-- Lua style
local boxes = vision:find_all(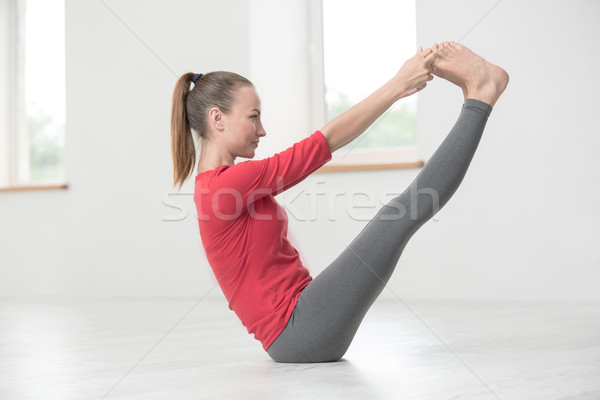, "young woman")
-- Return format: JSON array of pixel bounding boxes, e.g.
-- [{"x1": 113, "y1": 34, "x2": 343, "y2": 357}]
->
[{"x1": 170, "y1": 42, "x2": 509, "y2": 363}]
